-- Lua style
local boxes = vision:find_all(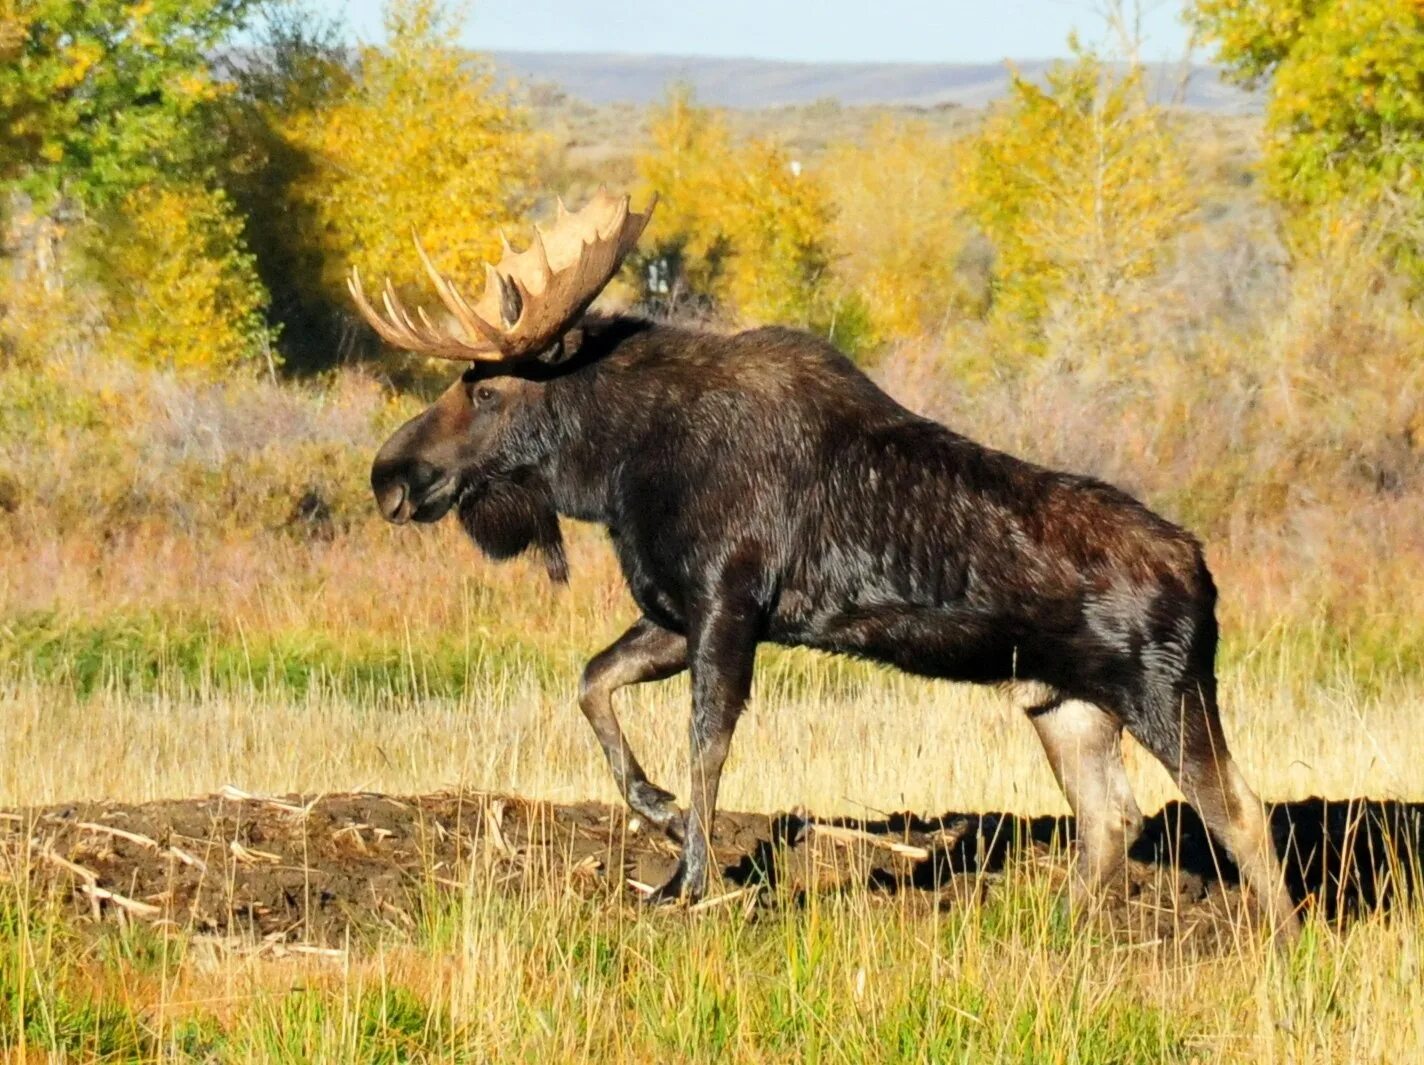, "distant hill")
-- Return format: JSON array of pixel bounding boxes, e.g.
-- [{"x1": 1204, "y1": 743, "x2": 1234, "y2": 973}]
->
[{"x1": 487, "y1": 51, "x2": 1260, "y2": 113}]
